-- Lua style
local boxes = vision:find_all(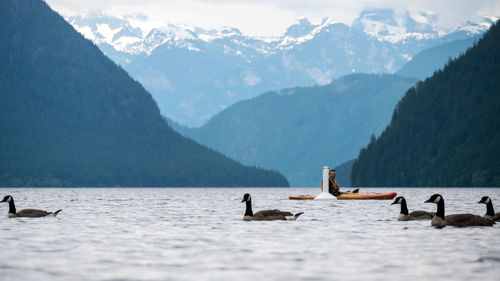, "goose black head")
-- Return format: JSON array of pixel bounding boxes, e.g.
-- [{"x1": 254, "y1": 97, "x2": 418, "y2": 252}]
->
[
  {"x1": 391, "y1": 196, "x2": 405, "y2": 205},
  {"x1": 478, "y1": 196, "x2": 491, "y2": 204},
  {"x1": 1, "y1": 195, "x2": 12, "y2": 203},
  {"x1": 425, "y1": 194, "x2": 442, "y2": 204},
  {"x1": 241, "y1": 193, "x2": 251, "y2": 203}
]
